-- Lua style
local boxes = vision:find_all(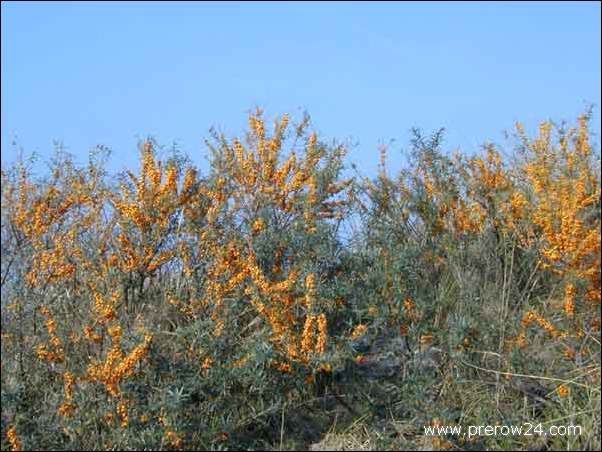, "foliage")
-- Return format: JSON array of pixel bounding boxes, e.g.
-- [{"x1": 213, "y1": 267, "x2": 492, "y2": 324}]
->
[{"x1": 1, "y1": 111, "x2": 600, "y2": 451}]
